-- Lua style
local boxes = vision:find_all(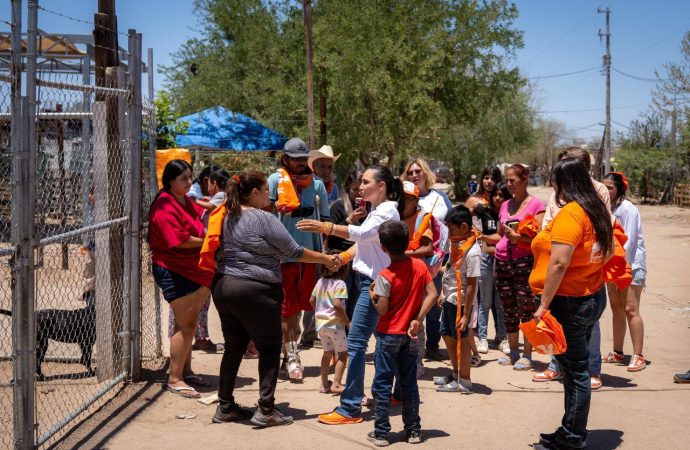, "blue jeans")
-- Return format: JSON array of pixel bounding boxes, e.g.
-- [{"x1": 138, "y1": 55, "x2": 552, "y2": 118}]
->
[
  {"x1": 477, "y1": 253, "x2": 506, "y2": 341},
  {"x1": 371, "y1": 333, "x2": 421, "y2": 437},
  {"x1": 344, "y1": 266, "x2": 362, "y2": 321},
  {"x1": 548, "y1": 287, "x2": 606, "y2": 376},
  {"x1": 424, "y1": 273, "x2": 443, "y2": 351},
  {"x1": 335, "y1": 276, "x2": 379, "y2": 418},
  {"x1": 550, "y1": 293, "x2": 600, "y2": 448}
]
